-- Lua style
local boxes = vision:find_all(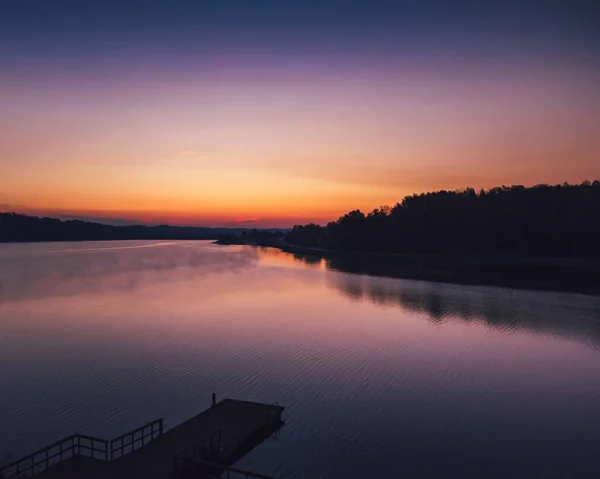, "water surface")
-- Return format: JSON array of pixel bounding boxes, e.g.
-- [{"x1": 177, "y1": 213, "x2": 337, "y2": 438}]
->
[{"x1": 1, "y1": 241, "x2": 600, "y2": 478}]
